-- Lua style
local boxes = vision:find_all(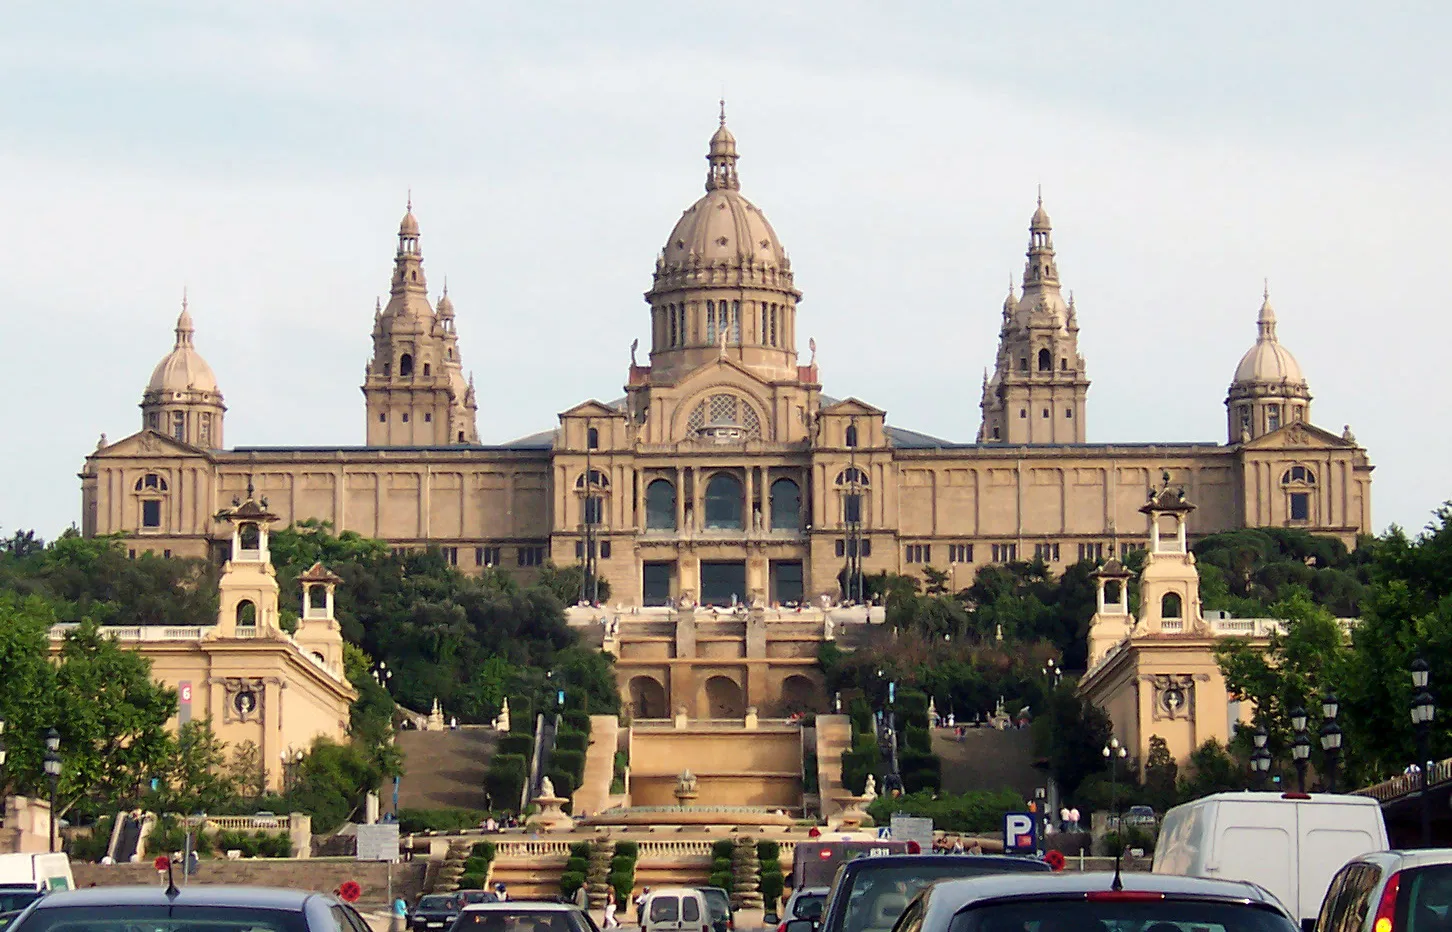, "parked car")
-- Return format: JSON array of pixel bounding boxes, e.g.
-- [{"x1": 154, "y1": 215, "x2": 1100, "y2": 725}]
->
[
  {"x1": 1313, "y1": 850, "x2": 1452, "y2": 932},
  {"x1": 456, "y1": 891, "x2": 501, "y2": 907},
  {"x1": 1124, "y1": 805, "x2": 1158, "y2": 826},
  {"x1": 879, "y1": 871, "x2": 1298, "y2": 932},
  {"x1": 451, "y1": 901, "x2": 598, "y2": 932},
  {"x1": 778, "y1": 887, "x2": 829, "y2": 932},
  {"x1": 809, "y1": 853, "x2": 1050, "y2": 932},
  {"x1": 641, "y1": 888, "x2": 712, "y2": 932},
  {"x1": 5, "y1": 885, "x2": 375, "y2": 932},
  {"x1": 413, "y1": 894, "x2": 463, "y2": 931},
  {"x1": 0, "y1": 854, "x2": 73, "y2": 897},
  {"x1": 1154, "y1": 791, "x2": 1388, "y2": 929},
  {"x1": 695, "y1": 886, "x2": 733, "y2": 932}
]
